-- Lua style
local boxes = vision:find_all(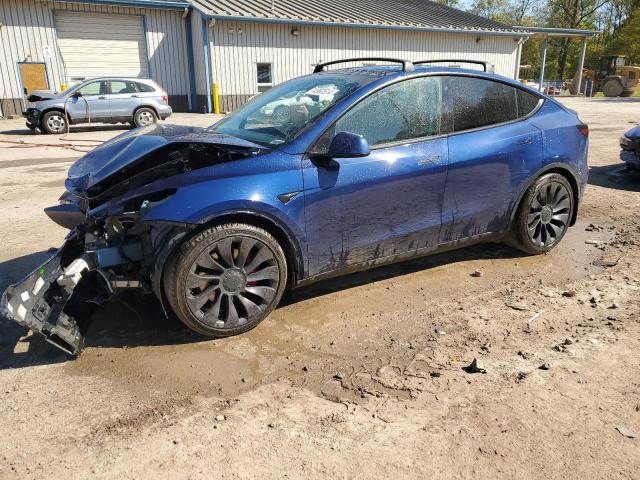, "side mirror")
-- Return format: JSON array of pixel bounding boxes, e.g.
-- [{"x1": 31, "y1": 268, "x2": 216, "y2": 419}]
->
[
  {"x1": 327, "y1": 131, "x2": 370, "y2": 158},
  {"x1": 71, "y1": 91, "x2": 82, "y2": 98}
]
